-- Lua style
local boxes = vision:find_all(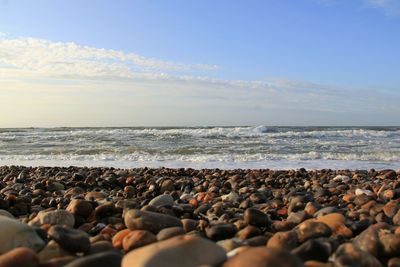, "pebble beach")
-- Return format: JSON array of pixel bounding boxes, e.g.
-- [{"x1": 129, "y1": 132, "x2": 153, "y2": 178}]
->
[{"x1": 1, "y1": 166, "x2": 400, "y2": 267}]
